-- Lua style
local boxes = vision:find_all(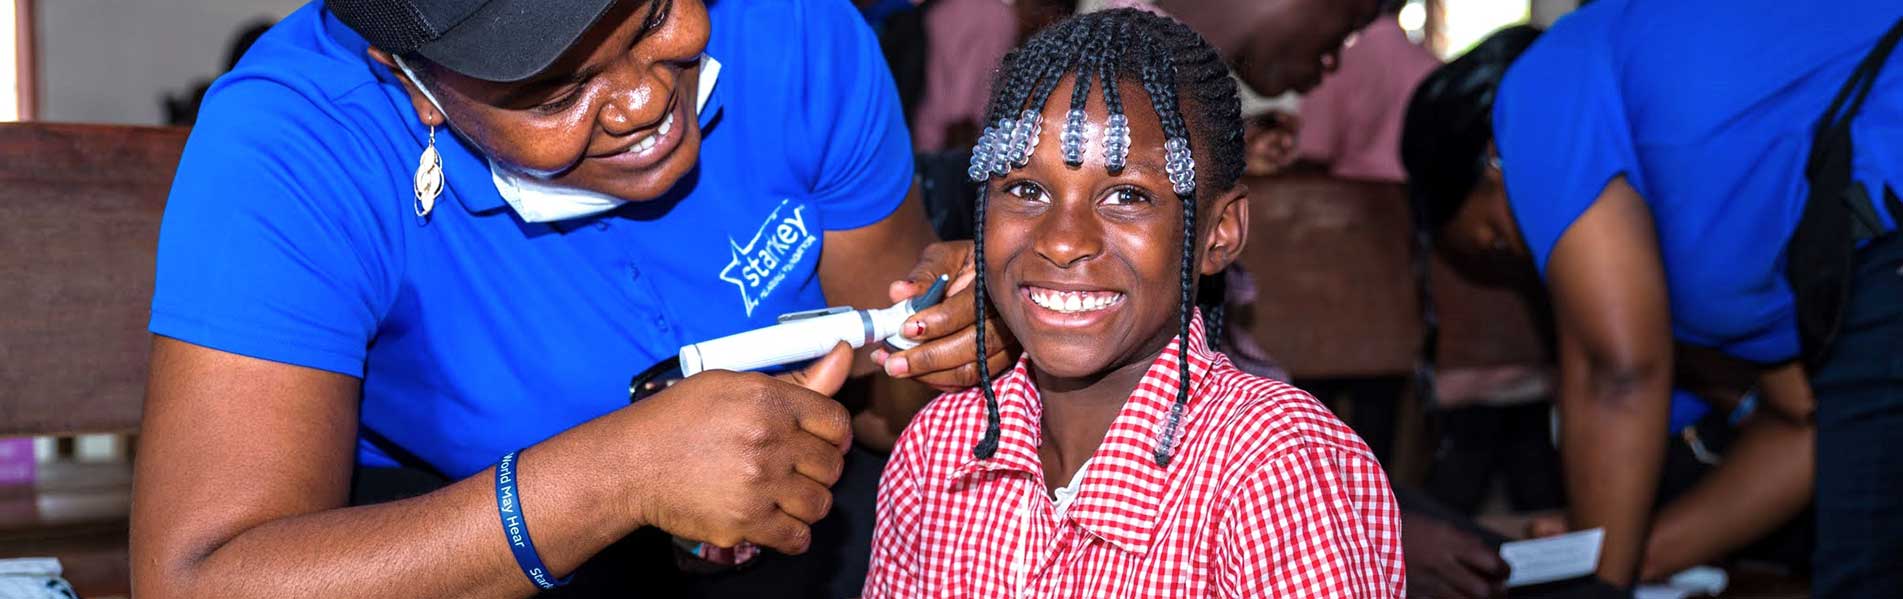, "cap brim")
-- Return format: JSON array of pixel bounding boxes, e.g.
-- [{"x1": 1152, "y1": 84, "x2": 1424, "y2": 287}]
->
[{"x1": 418, "y1": 0, "x2": 619, "y2": 83}]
